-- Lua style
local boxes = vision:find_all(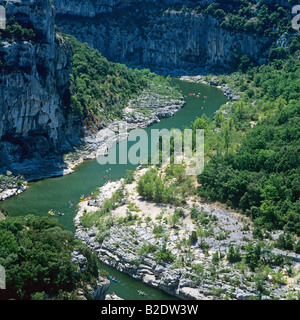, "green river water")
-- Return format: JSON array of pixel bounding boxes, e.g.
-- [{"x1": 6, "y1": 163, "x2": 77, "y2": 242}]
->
[{"x1": 0, "y1": 79, "x2": 228, "y2": 300}]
